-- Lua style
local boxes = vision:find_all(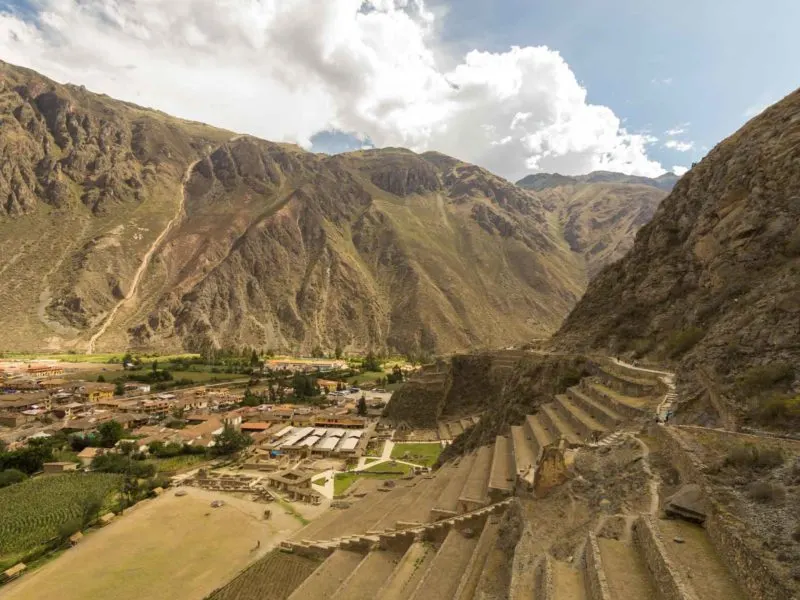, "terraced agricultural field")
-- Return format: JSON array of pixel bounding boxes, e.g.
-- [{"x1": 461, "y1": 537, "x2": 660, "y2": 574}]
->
[
  {"x1": 0, "y1": 473, "x2": 121, "y2": 569},
  {"x1": 207, "y1": 550, "x2": 320, "y2": 600}
]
